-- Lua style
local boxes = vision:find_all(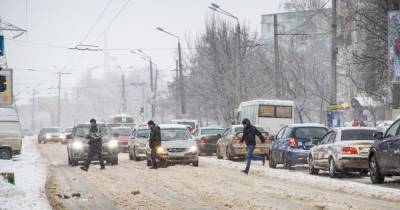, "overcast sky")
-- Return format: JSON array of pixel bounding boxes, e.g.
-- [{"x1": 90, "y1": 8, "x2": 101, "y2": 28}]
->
[{"x1": 0, "y1": 0, "x2": 285, "y2": 102}]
